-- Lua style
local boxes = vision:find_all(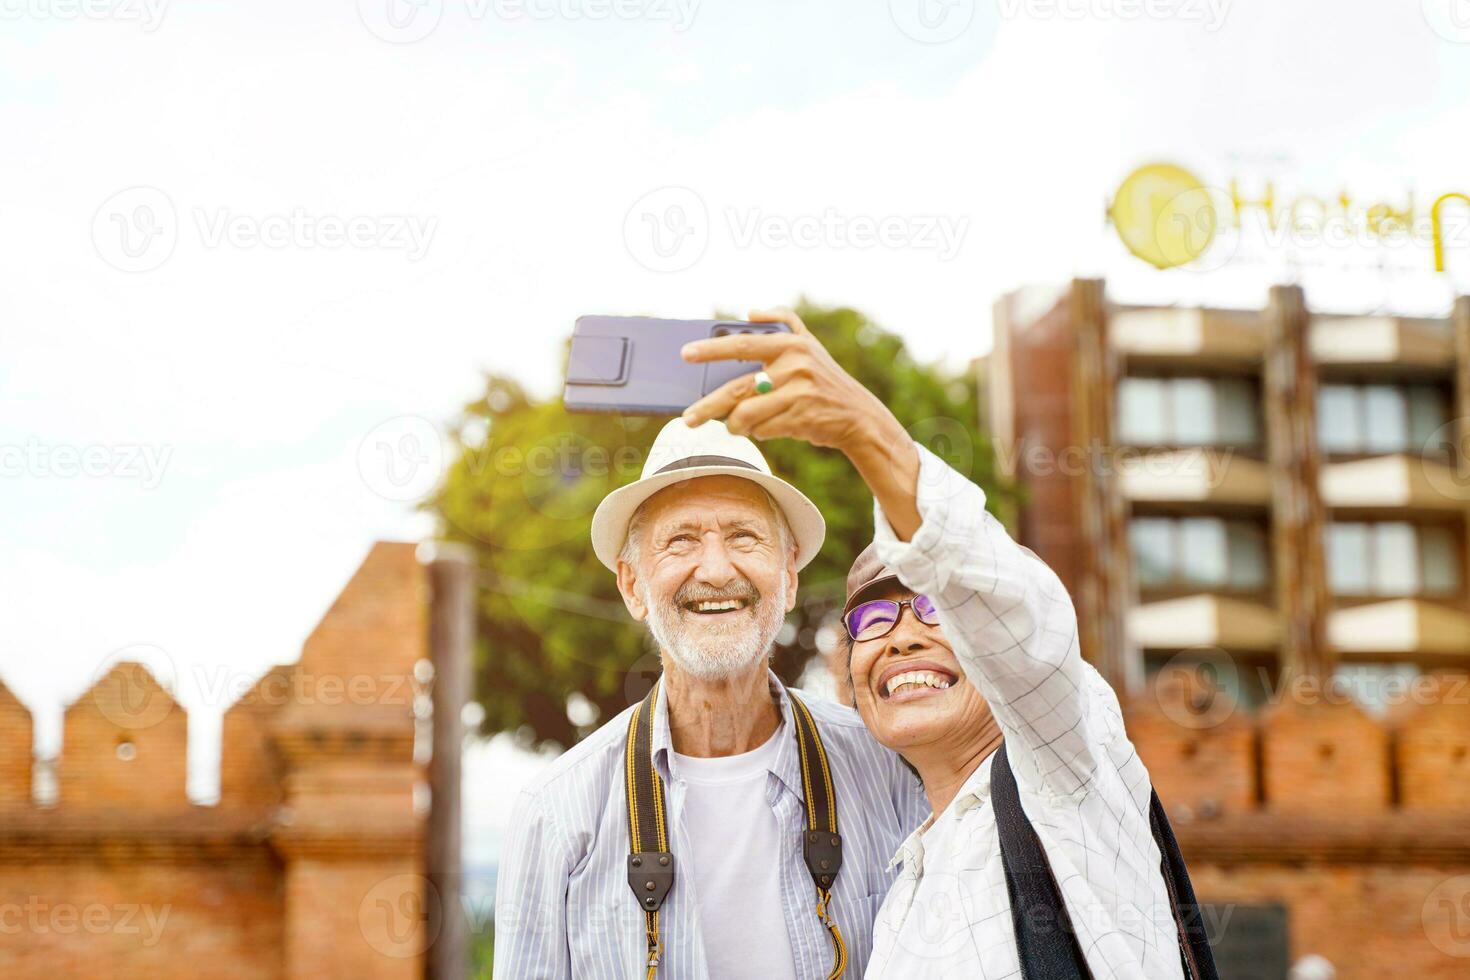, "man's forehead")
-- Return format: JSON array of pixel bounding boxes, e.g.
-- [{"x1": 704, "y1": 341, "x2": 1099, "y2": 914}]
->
[{"x1": 642, "y1": 475, "x2": 773, "y2": 526}]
